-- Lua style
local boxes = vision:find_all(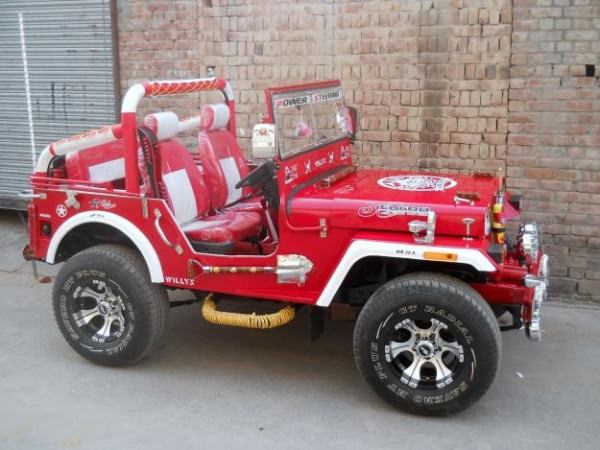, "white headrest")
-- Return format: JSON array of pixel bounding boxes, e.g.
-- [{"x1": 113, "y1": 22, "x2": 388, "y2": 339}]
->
[
  {"x1": 144, "y1": 111, "x2": 180, "y2": 140},
  {"x1": 200, "y1": 104, "x2": 230, "y2": 131}
]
